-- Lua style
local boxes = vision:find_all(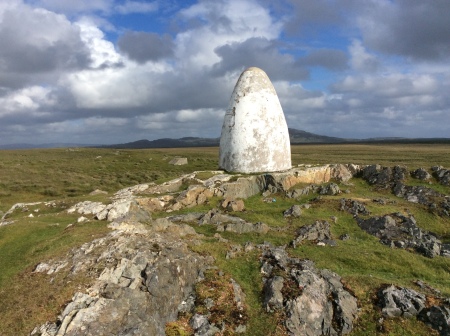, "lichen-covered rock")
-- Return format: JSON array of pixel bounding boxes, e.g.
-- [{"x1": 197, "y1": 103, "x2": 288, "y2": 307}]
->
[
  {"x1": 377, "y1": 285, "x2": 426, "y2": 318},
  {"x1": 356, "y1": 213, "x2": 445, "y2": 258},
  {"x1": 432, "y1": 166, "x2": 450, "y2": 186},
  {"x1": 218, "y1": 221, "x2": 269, "y2": 234},
  {"x1": 217, "y1": 175, "x2": 264, "y2": 199},
  {"x1": 199, "y1": 208, "x2": 246, "y2": 225},
  {"x1": 263, "y1": 276, "x2": 284, "y2": 312},
  {"x1": 67, "y1": 201, "x2": 106, "y2": 216},
  {"x1": 331, "y1": 164, "x2": 355, "y2": 183},
  {"x1": 378, "y1": 285, "x2": 450, "y2": 336},
  {"x1": 418, "y1": 305, "x2": 450, "y2": 336},
  {"x1": 362, "y1": 165, "x2": 406, "y2": 189},
  {"x1": 260, "y1": 247, "x2": 358, "y2": 335},
  {"x1": 221, "y1": 198, "x2": 245, "y2": 212},
  {"x1": 340, "y1": 198, "x2": 370, "y2": 216},
  {"x1": 31, "y1": 217, "x2": 212, "y2": 336},
  {"x1": 319, "y1": 182, "x2": 341, "y2": 195},
  {"x1": 176, "y1": 185, "x2": 214, "y2": 207},
  {"x1": 291, "y1": 220, "x2": 332, "y2": 248},
  {"x1": 285, "y1": 185, "x2": 319, "y2": 199},
  {"x1": 283, "y1": 205, "x2": 302, "y2": 218},
  {"x1": 411, "y1": 168, "x2": 432, "y2": 181}
]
